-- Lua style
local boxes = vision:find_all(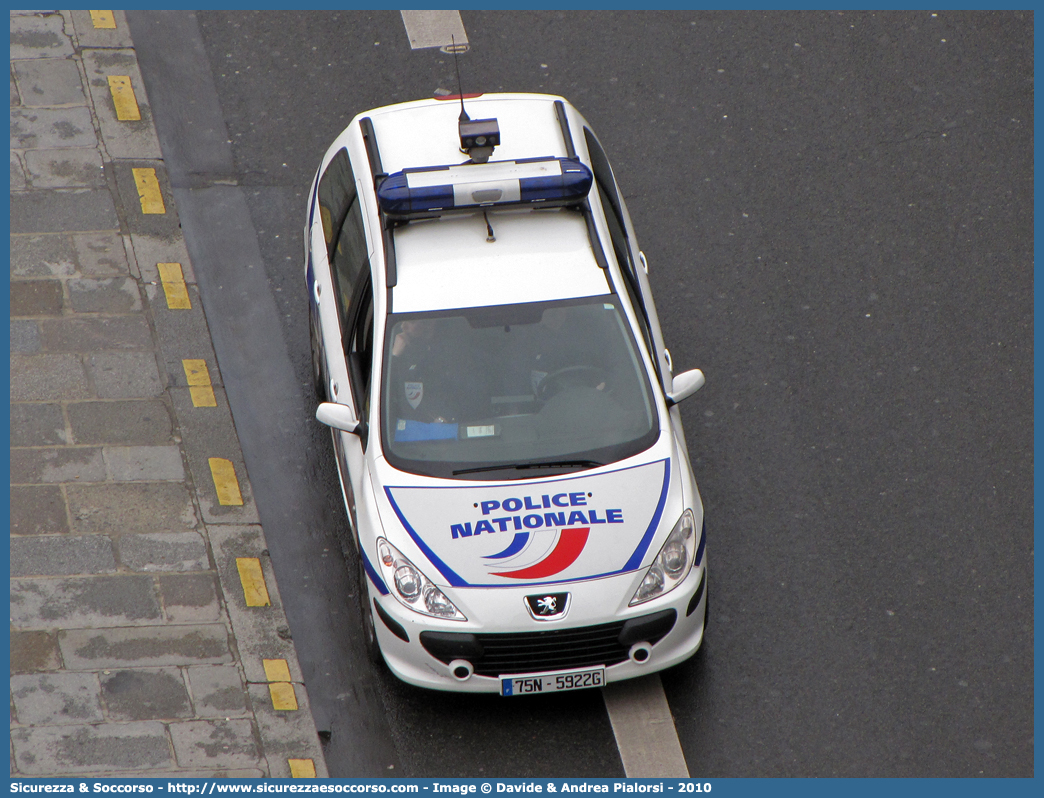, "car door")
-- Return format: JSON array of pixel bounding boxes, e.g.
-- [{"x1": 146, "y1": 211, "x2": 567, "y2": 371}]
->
[{"x1": 313, "y1": 147, "x2": 374, "y2": 540}]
